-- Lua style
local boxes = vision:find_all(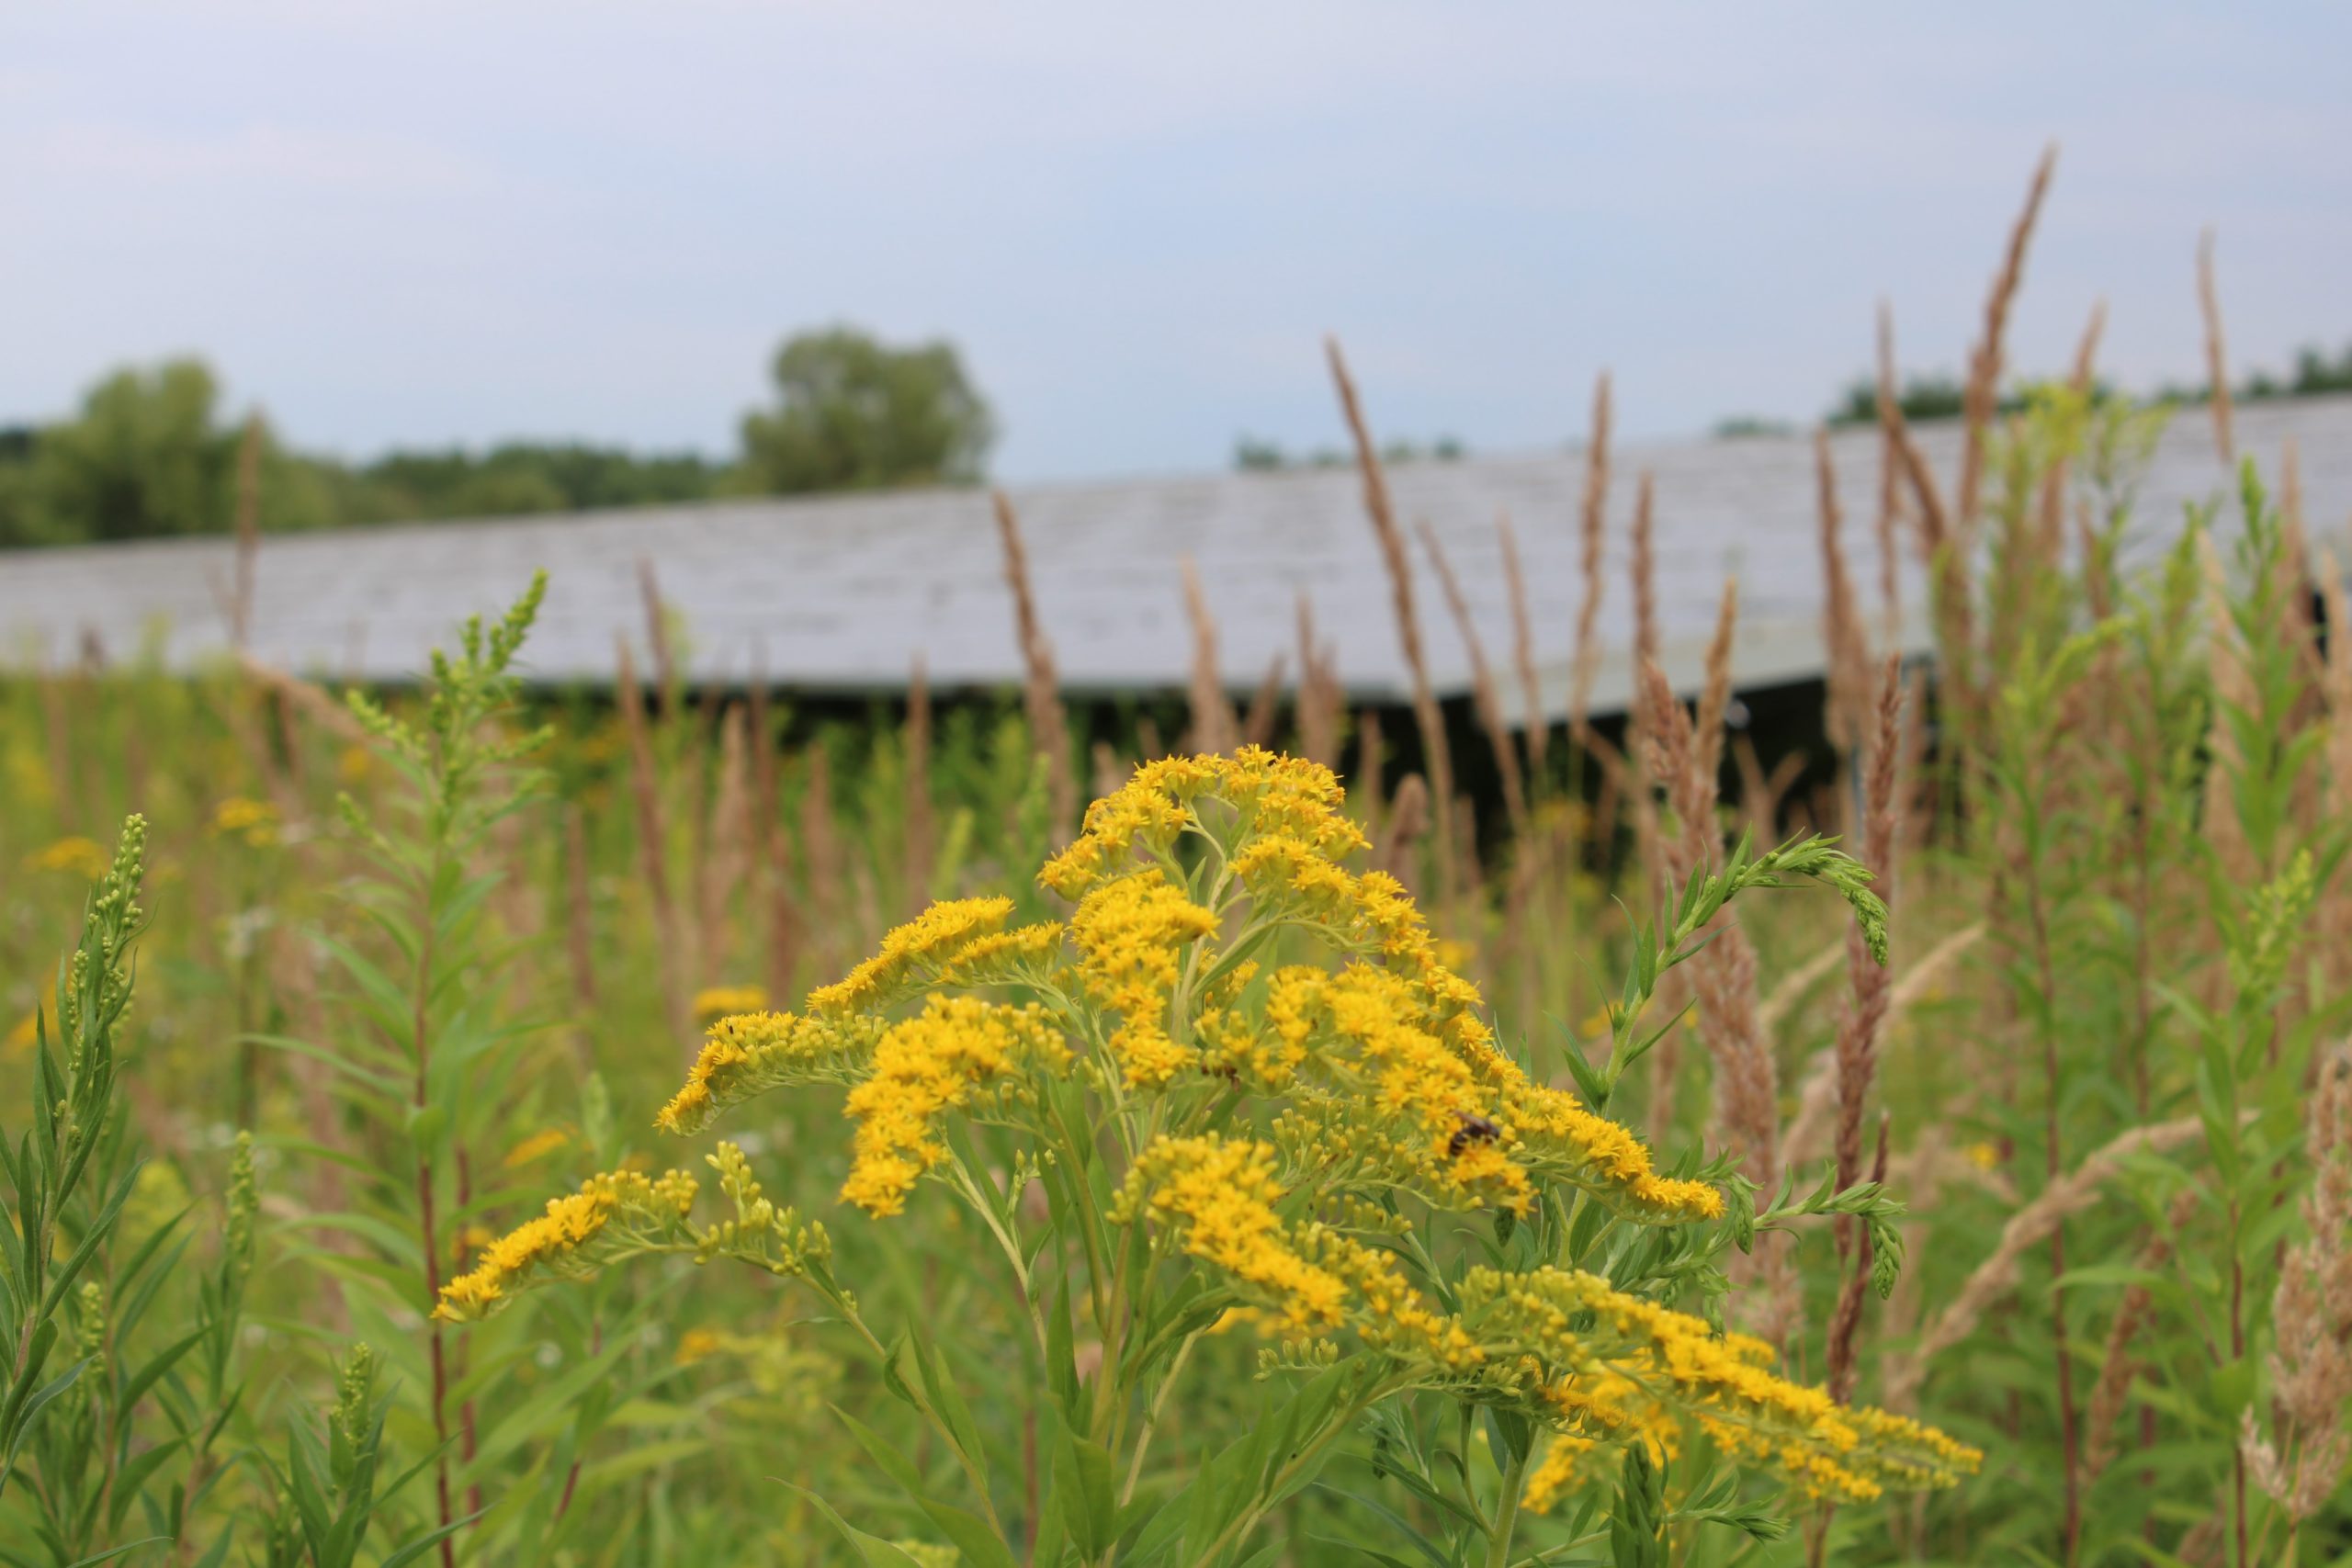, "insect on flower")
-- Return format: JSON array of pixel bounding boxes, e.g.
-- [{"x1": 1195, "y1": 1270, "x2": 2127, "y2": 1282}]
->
[{"x1": 1446, "y1": 1109, "x2": 1502, "y2": 1159}]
